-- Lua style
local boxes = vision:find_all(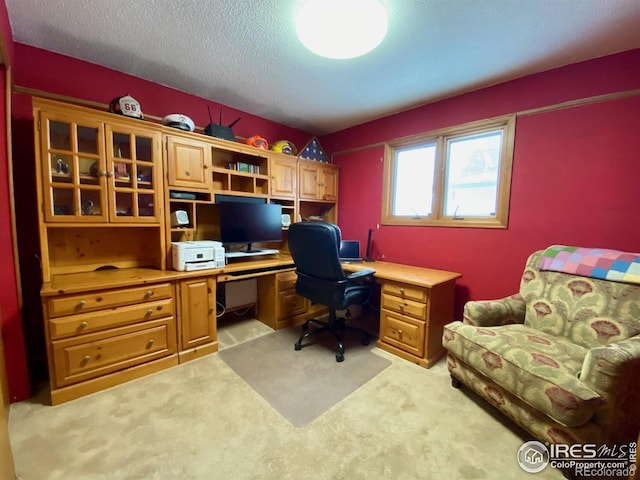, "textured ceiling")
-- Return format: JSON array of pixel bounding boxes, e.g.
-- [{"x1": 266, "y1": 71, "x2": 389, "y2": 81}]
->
[{"x1": 6, "y1": 0, "x2": 640, "y2": 135}]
